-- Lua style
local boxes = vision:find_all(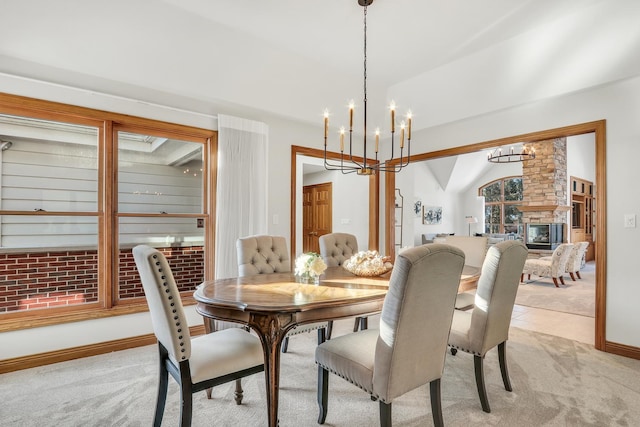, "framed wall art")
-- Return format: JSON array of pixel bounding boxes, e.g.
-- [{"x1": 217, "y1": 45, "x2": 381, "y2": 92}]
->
[{"x1": 422, "y1": 206, "x2": 443, "y2": 225}]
